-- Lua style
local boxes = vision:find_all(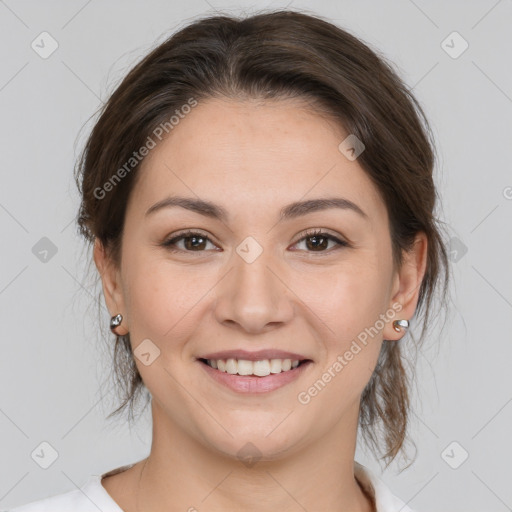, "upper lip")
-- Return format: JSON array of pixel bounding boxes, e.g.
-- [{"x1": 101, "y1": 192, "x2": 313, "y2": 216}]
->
[{"x1": 198, "y1": 349, "x2": 311, "y2": 362}]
